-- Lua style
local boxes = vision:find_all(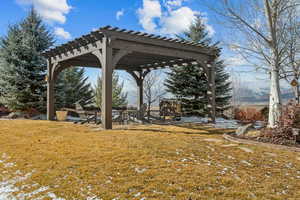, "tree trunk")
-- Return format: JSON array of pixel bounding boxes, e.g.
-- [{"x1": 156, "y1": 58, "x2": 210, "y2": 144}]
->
[
  {"x1": 147, "y1": 102, "x2": 150, "y2": 121},
  {"x1": 265, "y1": 0, "x2": 282, "y2": 128},
  {"x1": 293, "y1": 84, "x2": 300, "y2": 104},
  {"x1": 268, "y1": 64, "x2": 282, "y2": 128}
]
